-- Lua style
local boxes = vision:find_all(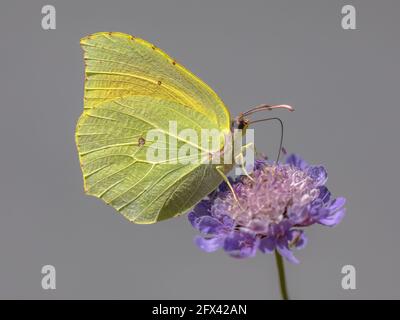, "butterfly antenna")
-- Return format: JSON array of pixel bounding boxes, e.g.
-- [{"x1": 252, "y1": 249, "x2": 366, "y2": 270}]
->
[
  {"x1": 243, "y1": 104, "x2": 294, "y2": 117},
  {"x1": 248, "y1": 117, "x2": 284, "y2": 163}
]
